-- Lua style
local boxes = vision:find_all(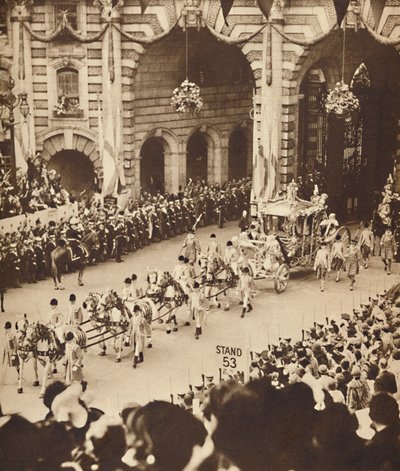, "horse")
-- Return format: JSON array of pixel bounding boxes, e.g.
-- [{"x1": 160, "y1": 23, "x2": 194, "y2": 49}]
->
[
  {"x1": 15, "y1": 320, "x2": 85, "y2": 397},
  {"x1": 146, "y1": 269, "x2": 186, "y2": 332},
  {"x1": 199, "y1": 255, "x2": 236, "y2": 310},
  {"x1": 51, "y1": 231, "x2": 99, "y2": 289},
  {"x1": 84, "y1": 289, "x2": 131, "y2": 361}
]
